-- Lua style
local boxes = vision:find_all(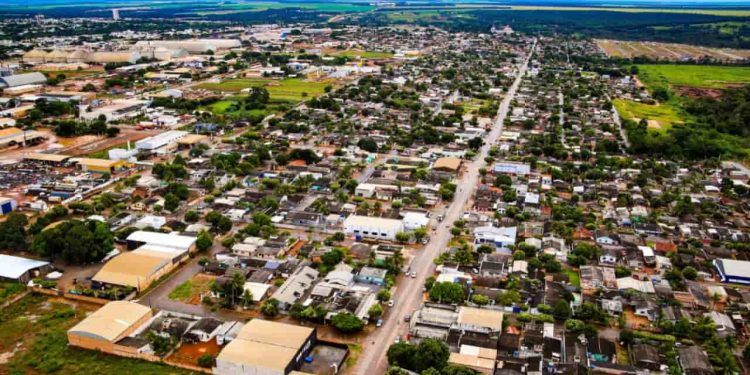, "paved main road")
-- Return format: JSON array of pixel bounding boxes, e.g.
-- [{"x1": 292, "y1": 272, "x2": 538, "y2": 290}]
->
[{"x1": 353, "y1": 39, "x2": 537, "y2": 375}]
